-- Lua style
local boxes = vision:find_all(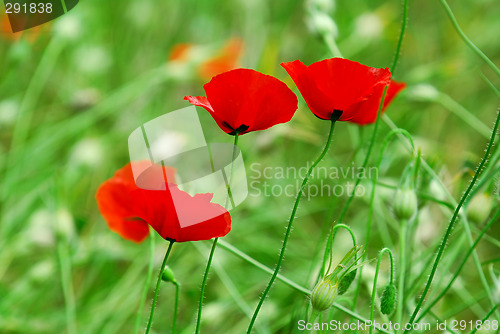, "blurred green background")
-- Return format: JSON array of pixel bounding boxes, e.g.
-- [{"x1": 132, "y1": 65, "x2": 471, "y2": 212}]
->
[{"x1": 1, "y1": 0, "x2": 499, "y2": 333}]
